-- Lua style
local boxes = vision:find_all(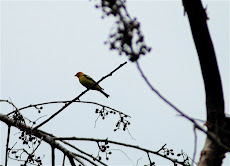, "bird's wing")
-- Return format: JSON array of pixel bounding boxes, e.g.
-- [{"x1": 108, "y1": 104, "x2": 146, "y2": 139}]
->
[
  {"x1": 83, "y1": 74, "x2": 96, "y2": 83},
  {"x1": 83, "y1": 74, "x2": 104, "y2": 90}
]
